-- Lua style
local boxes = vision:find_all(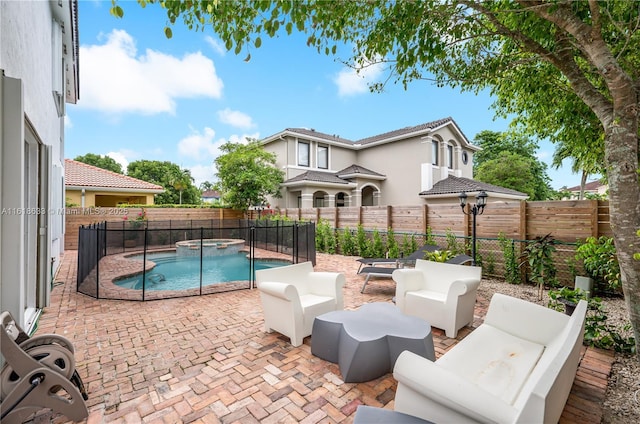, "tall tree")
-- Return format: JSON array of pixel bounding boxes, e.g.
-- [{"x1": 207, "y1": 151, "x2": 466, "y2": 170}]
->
[
  {"x1": 214, "y1": 139, "x2": 284, "y2": 213},
  {"x1": 473, "y1": 131, "x2": 552, "y2": 200},
  {"x1": 114, "y1": 0, "x2": 640, "y2": 356},
  {"x1": 476, "y1": 151, "x2": 539, "y2": 198},
  {"x1": 127, "y1": 160, "x2": 199, "y2": 205},
  {"x1": 74, "y1": 153, "x2": 123, "y2": 174}
]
